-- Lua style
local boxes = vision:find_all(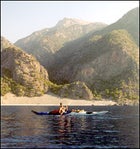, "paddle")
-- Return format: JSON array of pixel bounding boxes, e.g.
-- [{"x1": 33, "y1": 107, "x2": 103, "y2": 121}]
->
[{"x1": 31, "y1": 110, "x2": 38, "y2": 114}]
